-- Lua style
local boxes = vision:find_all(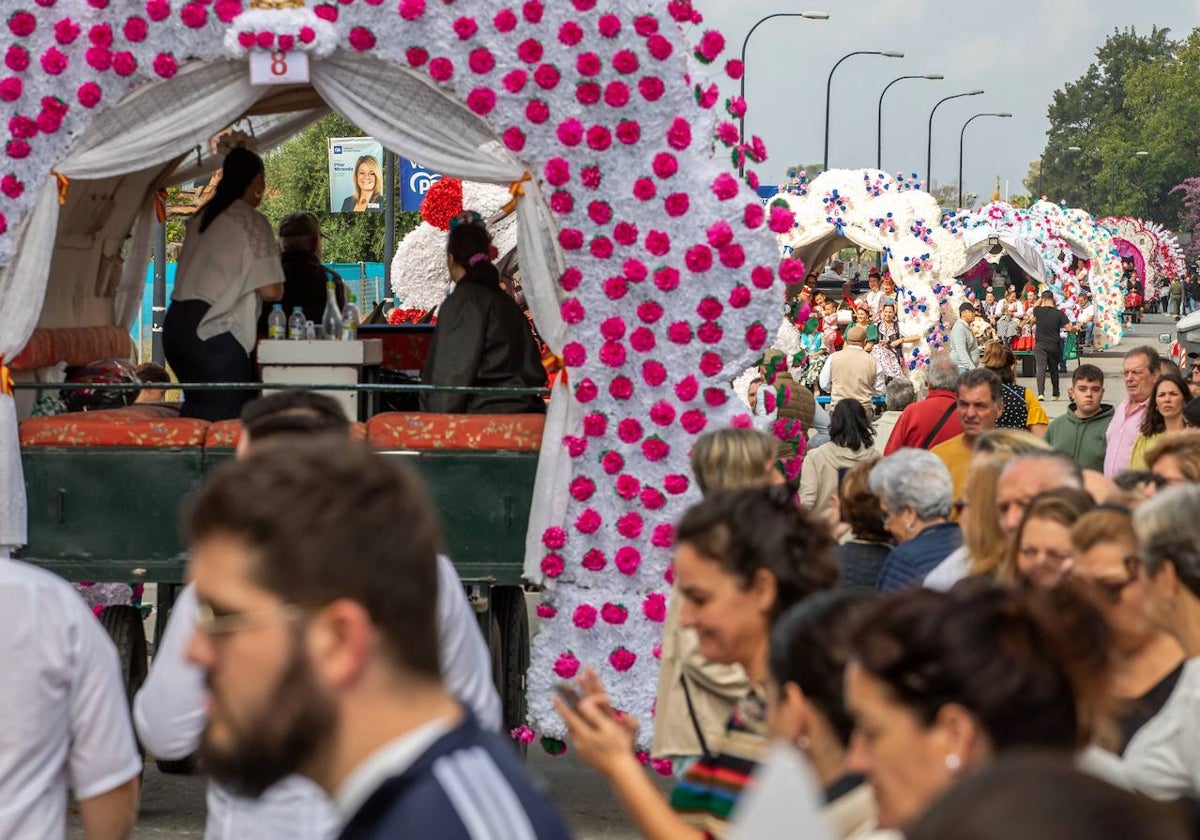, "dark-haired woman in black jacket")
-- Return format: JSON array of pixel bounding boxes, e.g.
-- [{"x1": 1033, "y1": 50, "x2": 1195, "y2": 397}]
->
[{"x1": 420, "y1": 212, "x2": 546, "y2": 414}]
